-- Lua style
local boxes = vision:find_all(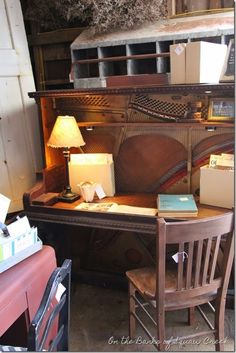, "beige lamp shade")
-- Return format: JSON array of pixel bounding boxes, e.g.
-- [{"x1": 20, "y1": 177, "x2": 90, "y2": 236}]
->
[{"x1": 47, "y1": 115, "x2": 85, "y2": 148}]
